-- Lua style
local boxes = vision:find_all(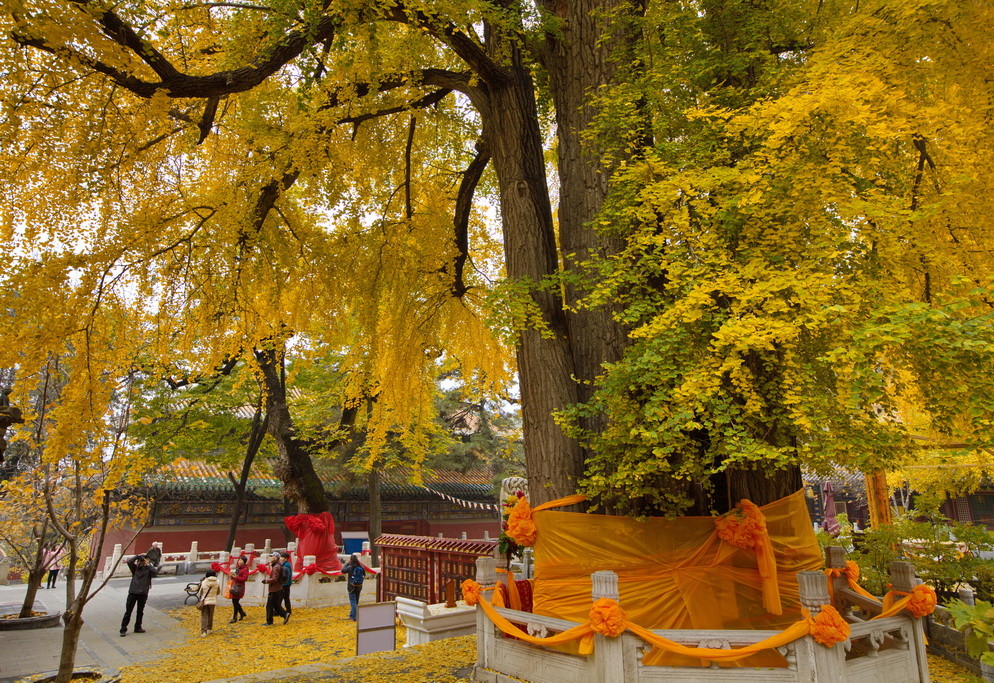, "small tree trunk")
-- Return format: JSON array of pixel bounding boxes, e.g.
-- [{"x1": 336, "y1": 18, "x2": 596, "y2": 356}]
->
[
  {"x1": 227, "y1": 479, "x2": 247, "y2": 553},
  {"x1": 55, "y1": 612, "x2": 84, "y2": 683},
  {"x1": 225, "y1": 406, "x2": 268, "y2": 551},
  {"x1": 254, "y1": 344, "x2": 328, "y2": 513},
  {"x1": 18, "y1": 570, "x2": 45, "y2": 618},
  {"x1": 368, "y1": 467, "x2": 381, "y2": 566}
]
